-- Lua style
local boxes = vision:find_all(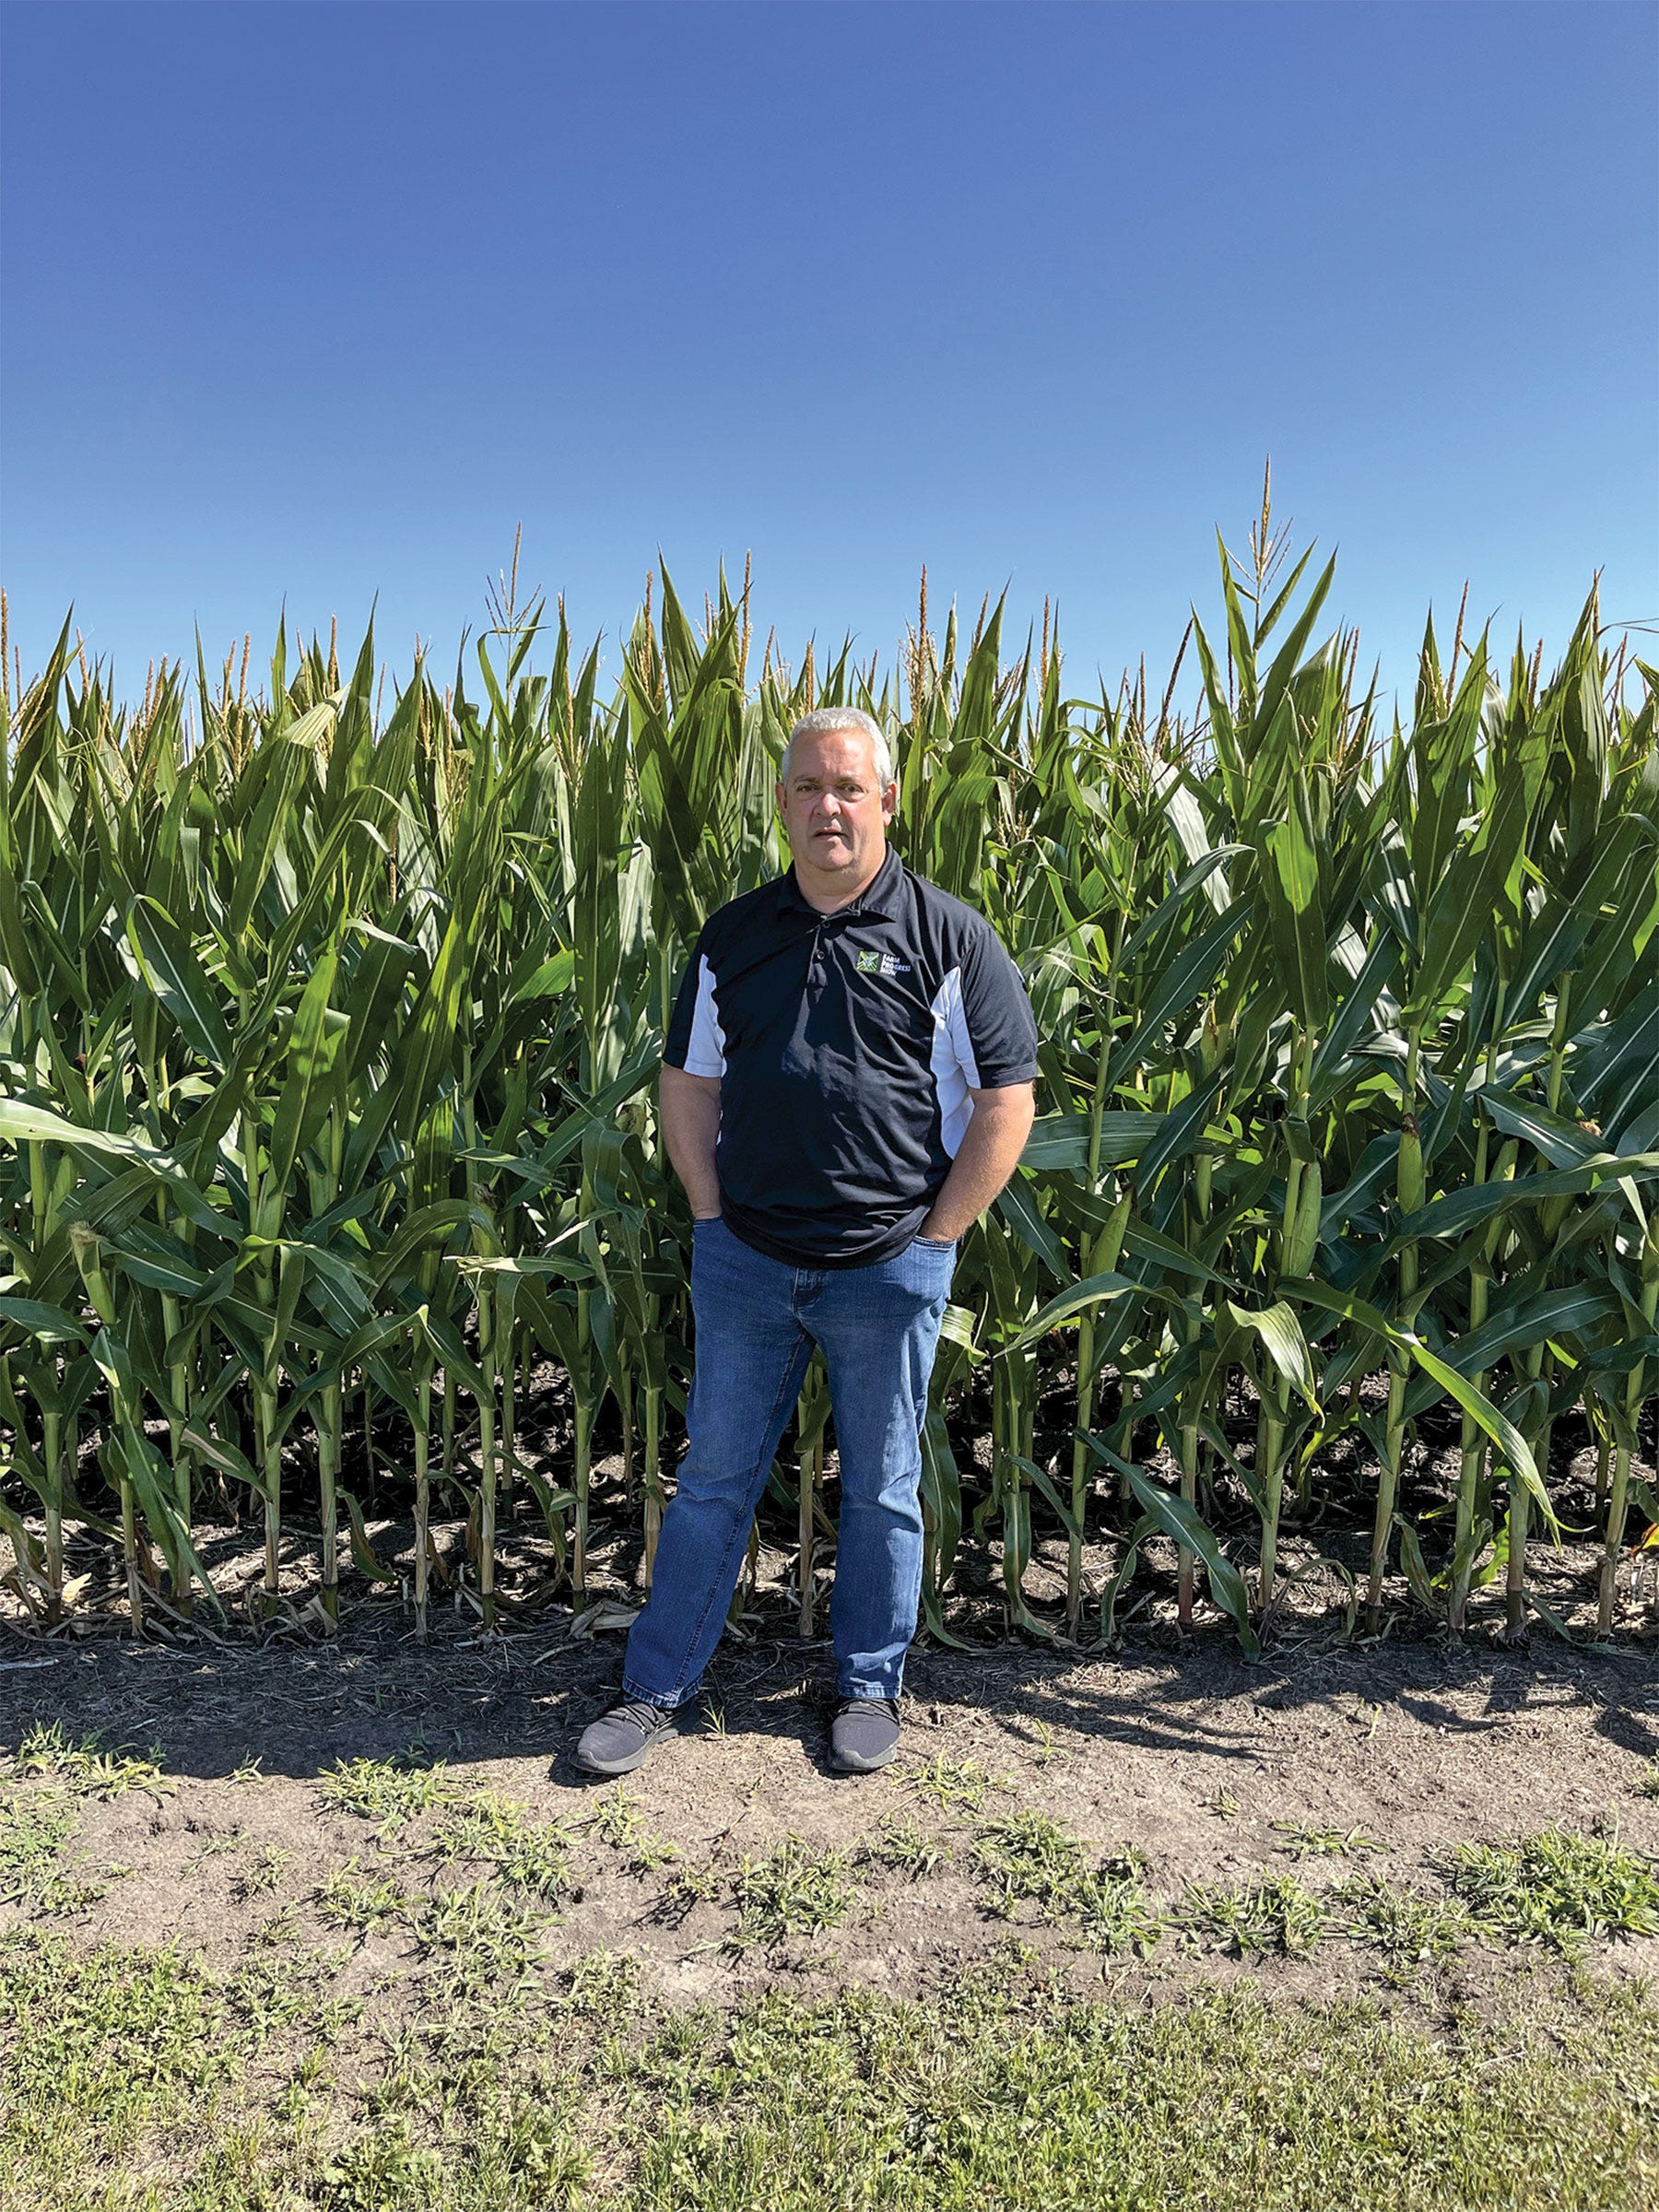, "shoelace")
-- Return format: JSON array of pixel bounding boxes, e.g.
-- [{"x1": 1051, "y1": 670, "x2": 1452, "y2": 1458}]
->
[
  {"x1": 615, "y1": 1698, "x2": 675, "y2": 1730},
  {"x1": 834, "y1": 1698, "x2": 898, "y2": 1719}
]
